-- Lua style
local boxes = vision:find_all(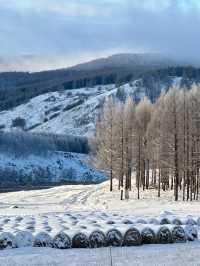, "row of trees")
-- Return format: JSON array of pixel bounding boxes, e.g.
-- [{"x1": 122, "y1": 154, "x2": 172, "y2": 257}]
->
[
  {"x1": 0, "y1": 132, "x2": 89, "y2": 157},
  {"x1": 94, "y1": 85, "x2": 200, "y2": 201}
]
